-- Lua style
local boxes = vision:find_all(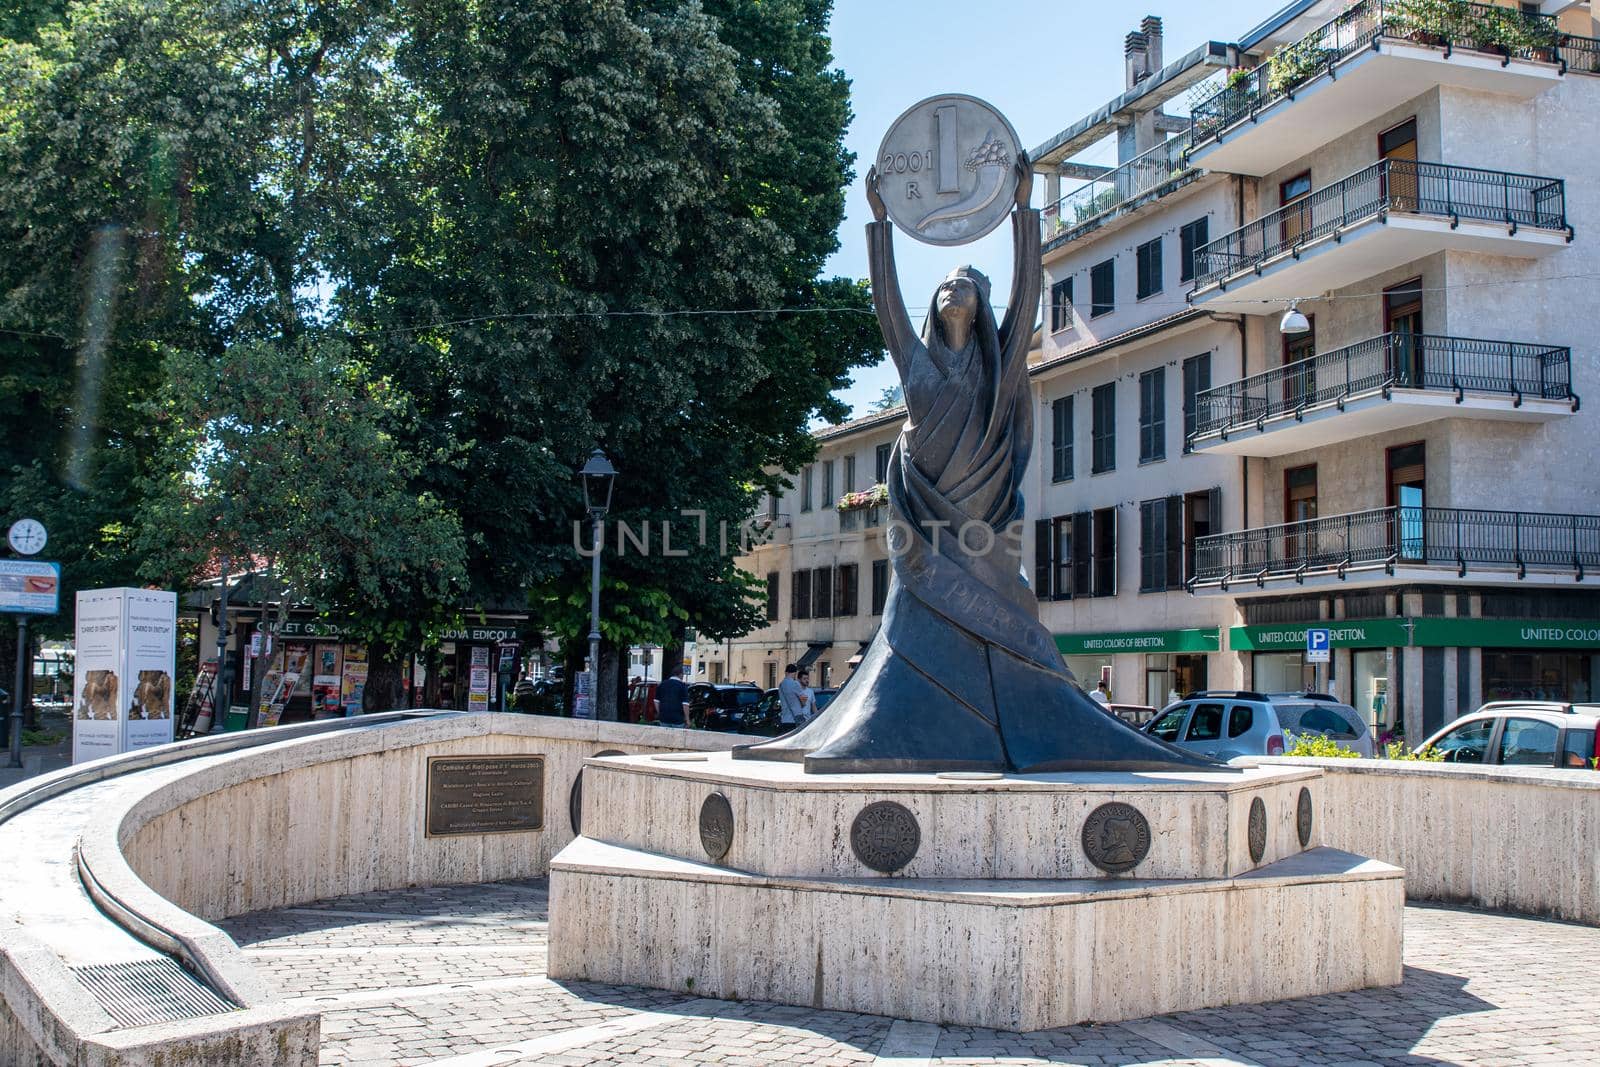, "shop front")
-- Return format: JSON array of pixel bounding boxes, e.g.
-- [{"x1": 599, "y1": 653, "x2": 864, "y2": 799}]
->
[
  {"x1": 1410, "y1": 618, "x2": 1600, "y2": 704},
  {"x1": 1055, "y1": 628, "x2": 1221, "y2": 708},
  {"x1": 1229, "y1": 619, "x2": 1410, "y2": 728}
]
